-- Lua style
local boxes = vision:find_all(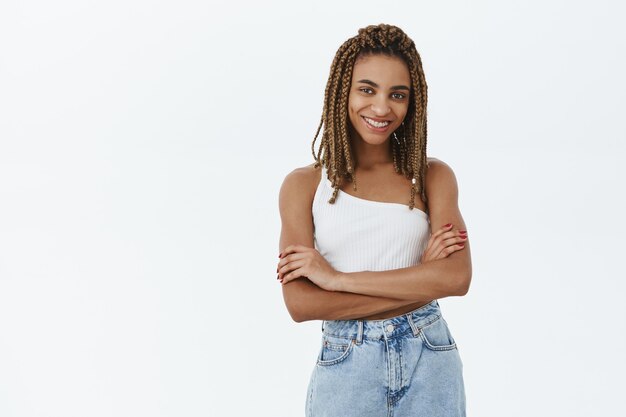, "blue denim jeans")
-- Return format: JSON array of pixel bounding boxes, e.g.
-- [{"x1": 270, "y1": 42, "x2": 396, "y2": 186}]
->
[{"x1": 305, "y1": 299, "x2": 466, "y2": 417}]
